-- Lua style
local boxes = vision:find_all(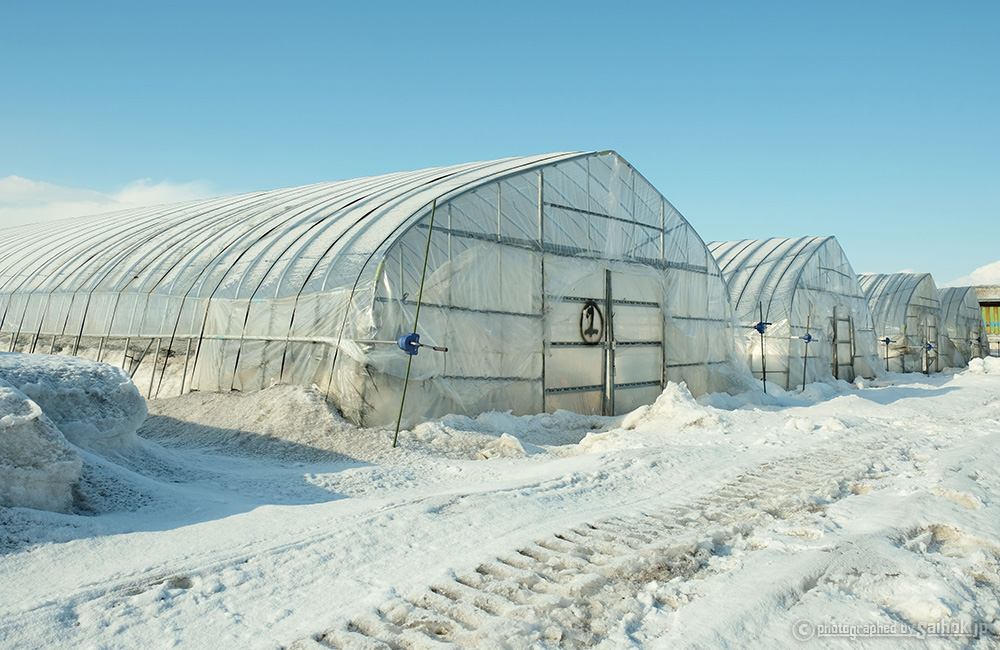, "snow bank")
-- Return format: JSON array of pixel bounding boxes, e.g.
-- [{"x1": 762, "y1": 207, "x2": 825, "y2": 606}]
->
[
  {"x1": 409, "y1": 409, "x2": 608, "y2": 459},
  {"x1": 0, "y1": 353, "x2": 146, "y2": 452},
  {"x1": 621, "y1": 382, "x2": 717, "y2": 431},
  {"x1": 0, "y1": 380, "x2": 82, "y2": 513},
  {"x1": 967, "y1": 356, "x2": 1000, "y2": 375},
  {"x1": 145, "y1": 384, "x2": 368, "y2": 462}
]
